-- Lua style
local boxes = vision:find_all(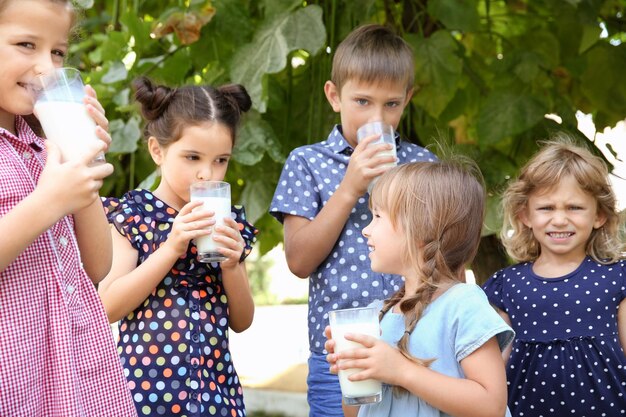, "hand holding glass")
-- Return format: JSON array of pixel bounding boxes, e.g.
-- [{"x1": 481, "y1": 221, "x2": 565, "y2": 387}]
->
[
  {"x1": 329, "y1": 306, "x2": 382, "y2": 406},
  {"x1": 357, "y1": 122, "x2": 397, "y2": 192},
  {"x1": 190, "y1": 181, "x2": 231, "y2": 263},
  {"x1": 34, "y1": 67, "x2": 105, "y2": 163}
]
